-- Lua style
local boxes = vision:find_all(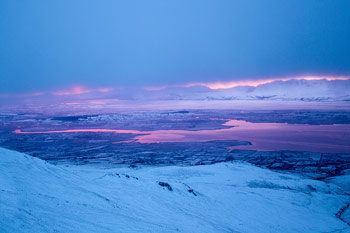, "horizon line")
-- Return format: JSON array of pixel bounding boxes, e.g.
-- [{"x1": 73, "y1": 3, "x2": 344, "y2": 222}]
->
[{"x1": 1, "y1": 75, "x2": 349, "y2": 97}]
